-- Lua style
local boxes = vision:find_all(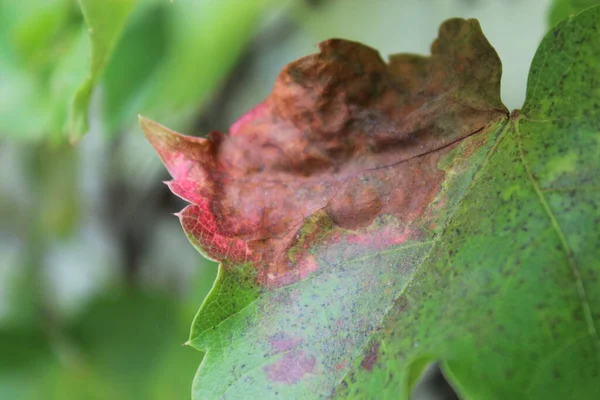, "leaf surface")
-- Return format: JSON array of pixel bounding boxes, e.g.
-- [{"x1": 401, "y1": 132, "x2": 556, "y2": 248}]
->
[{"x1": 141, "y1": 8, "x2": 600, "y2": 399}]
